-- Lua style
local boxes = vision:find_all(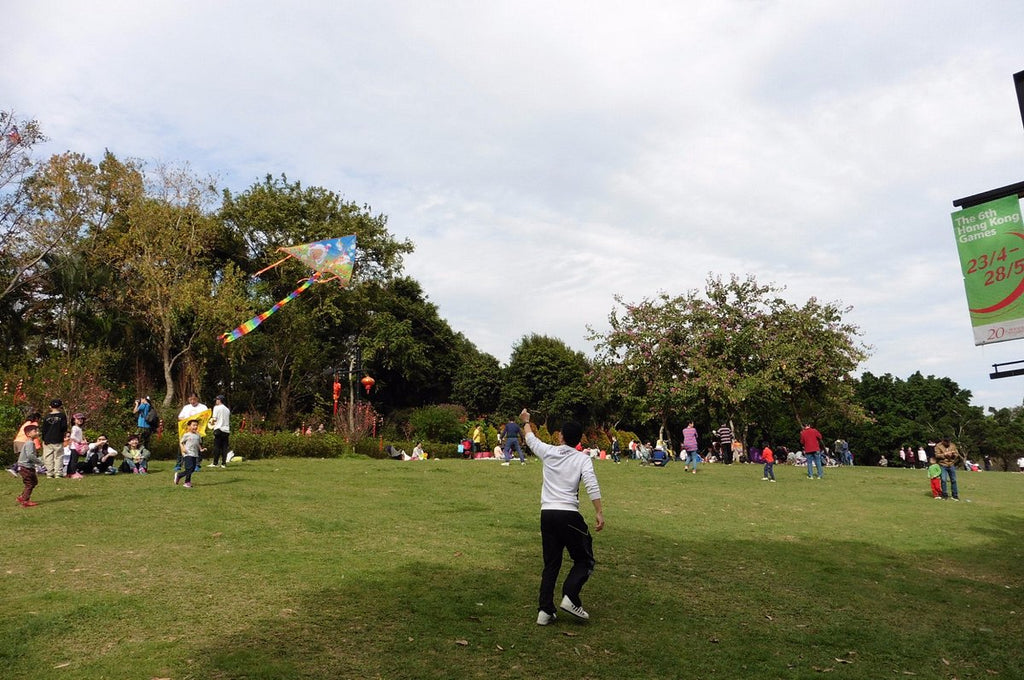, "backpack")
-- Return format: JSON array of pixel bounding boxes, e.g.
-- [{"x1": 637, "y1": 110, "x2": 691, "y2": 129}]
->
[{"x1": 145, "y1": 407, "x2": 160, "y2": 428}]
